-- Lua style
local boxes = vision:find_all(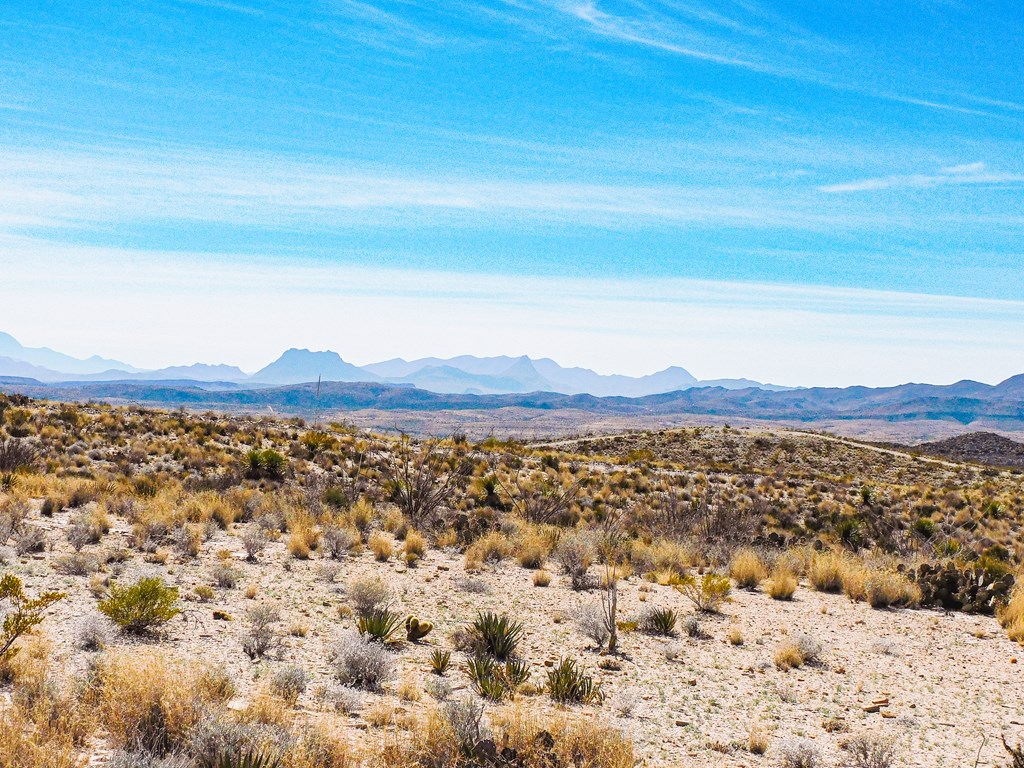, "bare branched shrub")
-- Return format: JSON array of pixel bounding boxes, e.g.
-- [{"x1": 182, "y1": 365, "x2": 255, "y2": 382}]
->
[
  {"x1": 555, "y1": 531, "x2": 596, "y2": 590},
  {"x1": 777, "y1": 738, "x2": 822, "y2": 768},
  {"x1": 331, "y1": 629, "x2": 395, "y2": 691},
  {"x1": 378, "y1": 434, "x2": 472, "y2": 526},
  {"x1": 841, "y1": 734, "x2": 896, "y2": 768},
  {"x1": 347, "y1": 575, "x2": 392, "y2": 617},
  {"x1": 243, "y1": 605, "x2": 281, "y2": 660},
  {"x1": 575, "y1": 603, "x2": 610, "y2": 648}
]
